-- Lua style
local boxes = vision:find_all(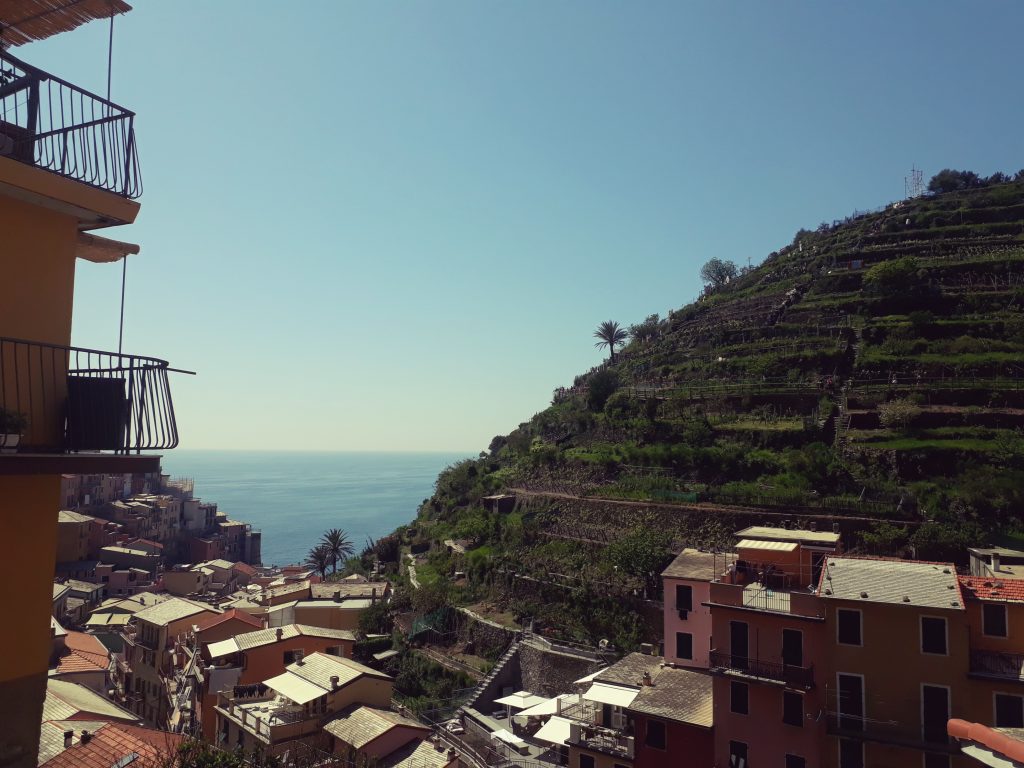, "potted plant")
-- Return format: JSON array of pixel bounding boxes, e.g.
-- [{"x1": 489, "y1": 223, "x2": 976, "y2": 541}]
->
[{"x1": 0, "y1": 407, "x2": 28, "y2": 453}]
